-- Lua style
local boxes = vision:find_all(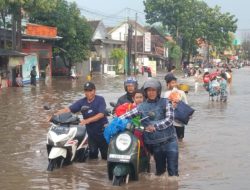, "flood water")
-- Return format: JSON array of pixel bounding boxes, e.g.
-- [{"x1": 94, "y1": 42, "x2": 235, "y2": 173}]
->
[{"x1": 0, "y1": 67, "x2": 250, "y2": 190}]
